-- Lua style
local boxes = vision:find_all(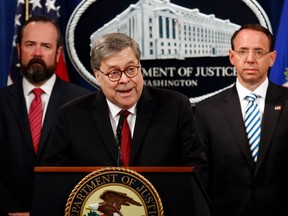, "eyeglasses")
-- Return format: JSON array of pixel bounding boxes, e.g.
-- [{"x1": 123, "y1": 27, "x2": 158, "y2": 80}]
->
[
  {"x1": 234, "y1": 49, "x2": 271, "y2": 59},
  {"x1": 97, "y1": 65, "x2": 140, "y2": 82}
]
